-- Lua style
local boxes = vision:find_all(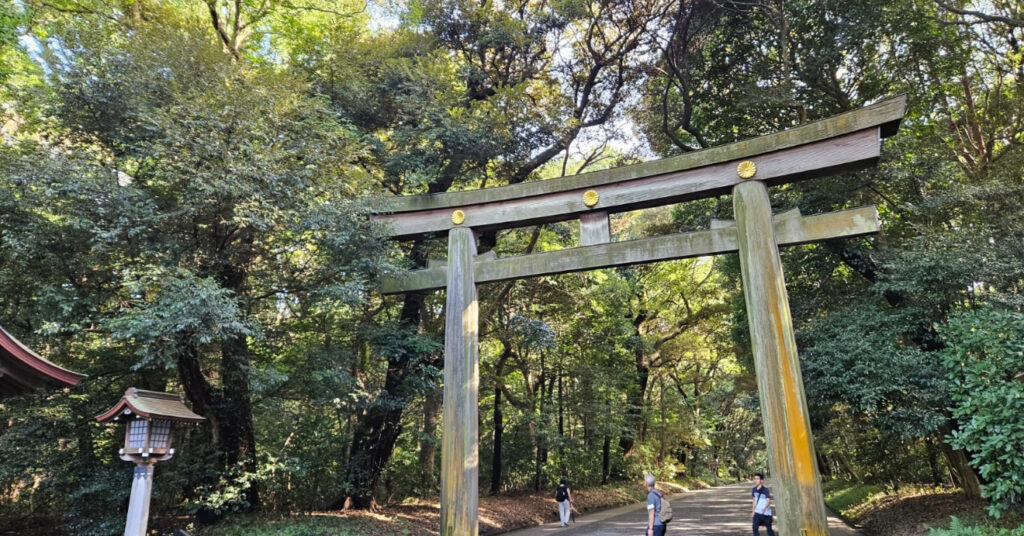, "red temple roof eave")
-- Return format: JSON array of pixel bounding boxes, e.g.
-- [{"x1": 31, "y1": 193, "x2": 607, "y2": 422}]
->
[{"x1": 0, "y1": 326, "x2": 86, "y2": 388}]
